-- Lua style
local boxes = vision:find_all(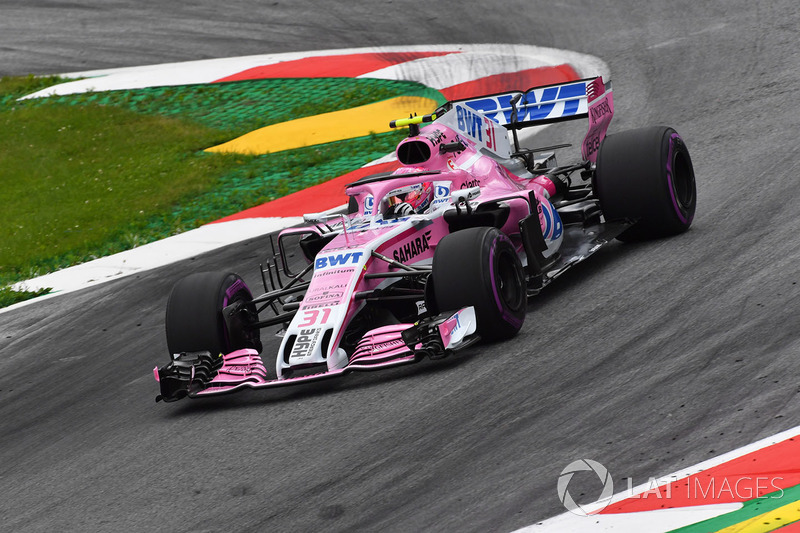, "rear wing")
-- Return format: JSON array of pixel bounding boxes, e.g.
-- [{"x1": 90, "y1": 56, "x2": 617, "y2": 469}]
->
[{"x1": 438, "y1": 76, "x2": 614, "y2": 164}]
